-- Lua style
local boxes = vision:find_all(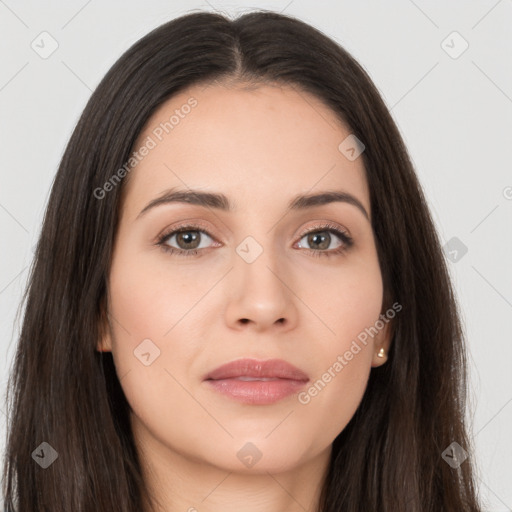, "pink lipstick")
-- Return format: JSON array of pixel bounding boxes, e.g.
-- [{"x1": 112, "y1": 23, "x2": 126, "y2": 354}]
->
[{"x1": 204, "y1": 358, "x2": 309, "y2": 405}]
